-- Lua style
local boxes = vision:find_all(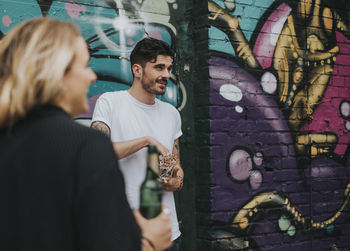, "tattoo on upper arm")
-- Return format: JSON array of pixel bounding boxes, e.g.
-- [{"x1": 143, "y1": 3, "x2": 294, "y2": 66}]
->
[{"x1": 91, "y1": 121, "x2": 111, "y2": 137}]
